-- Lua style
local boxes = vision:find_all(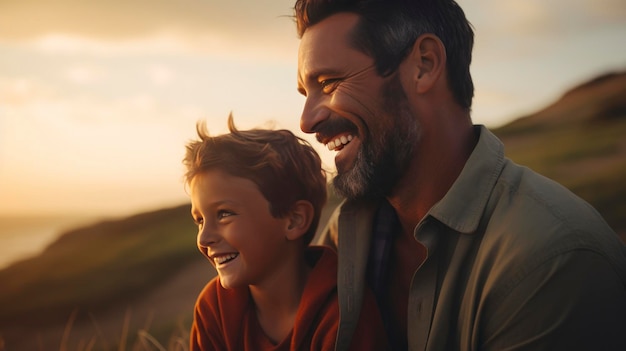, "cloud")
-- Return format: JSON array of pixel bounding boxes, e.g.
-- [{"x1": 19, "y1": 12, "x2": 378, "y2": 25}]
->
[
  {"x1": 26, "y1": 33, "x2": 173, "y2": 55},
  {"x1": 147, "y1": 64, "x2": 176, "y2": 86},
  {"x1": 66, "y1": 64, "x2": 106, "y2": 85},
  {"x1": 0, "y1": 76, "x2": 56, "y2": 105},
  {"x1": 464, "y1": 0, "x2": 626, "y2": 48},
  {"x1": 0, "y1": 0, "x2": 298, "y2": 58},
  {"x1": 0, "y1": 0, "x2": 294, "y2": 38}
]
